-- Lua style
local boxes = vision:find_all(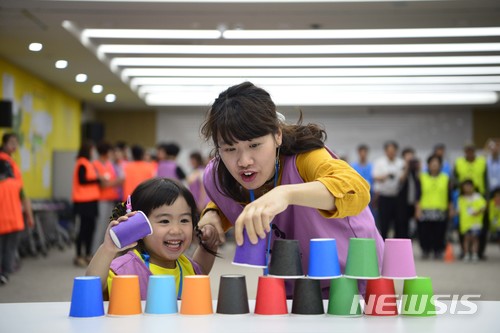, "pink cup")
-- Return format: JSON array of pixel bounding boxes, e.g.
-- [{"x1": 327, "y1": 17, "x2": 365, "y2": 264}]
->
[{"x1": 381, "y1": 238, "x2": 417, "y2": 279}]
